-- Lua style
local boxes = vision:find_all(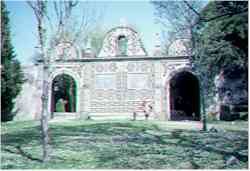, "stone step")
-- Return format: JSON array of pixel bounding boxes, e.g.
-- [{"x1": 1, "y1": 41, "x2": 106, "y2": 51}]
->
[
  {"x1": 89, "y1": 113, "x2": 154, "y2": 121},
  {"x1": 50, "y1": 112, "x2": 155, "y2": 121},
  {"x1": 50, "y1": 112, "x2": 79, "y2": 121}
]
